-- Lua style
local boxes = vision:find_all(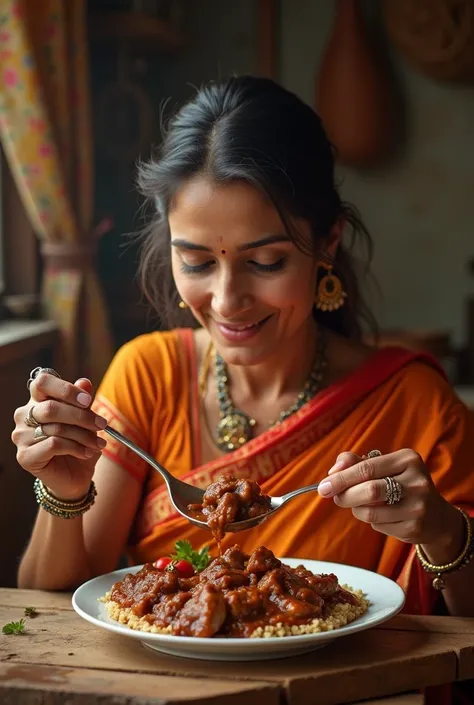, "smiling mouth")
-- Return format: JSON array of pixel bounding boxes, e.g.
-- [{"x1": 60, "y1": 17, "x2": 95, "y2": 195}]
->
[{"x1": 215, "y1": 315, "x2": 272, "y2": 331}]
